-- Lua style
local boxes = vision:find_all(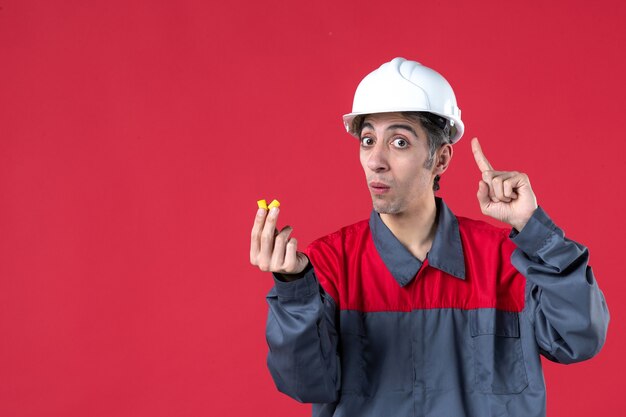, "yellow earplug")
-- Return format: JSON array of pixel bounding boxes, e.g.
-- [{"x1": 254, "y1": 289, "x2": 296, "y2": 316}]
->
[
  {"x1": 257, "y1": 199, "x2": 268, "y2": 210},
  {"x1": 268, "y1": 199, "x2": 281, "y2": 209}
]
